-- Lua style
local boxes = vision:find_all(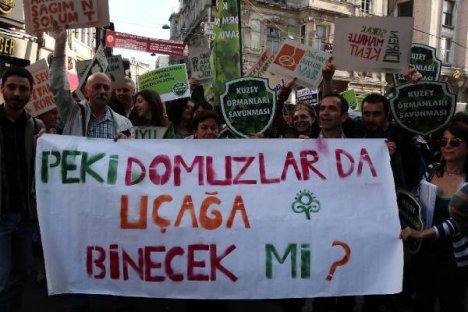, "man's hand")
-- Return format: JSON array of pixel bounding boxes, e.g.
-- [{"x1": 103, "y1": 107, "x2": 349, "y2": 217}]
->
[
  {"x1": 322, "y1": 57, "x2": 335, "y2": 82},
  {"x1": 34, "y1": 128, "x2": 46, "y2": 140},
  {"x1": 114, "y1": 130, "x2": 130, "y2": 142},
  {"x1": 385, "y1": 139, "x2": 397, "y2": 156},
  {"x1": 403, "y1": 66, "x2": 423, "y2": 82},
  {"x1": 51, "y1": 20, "x2": 67, "y2": 57}
]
